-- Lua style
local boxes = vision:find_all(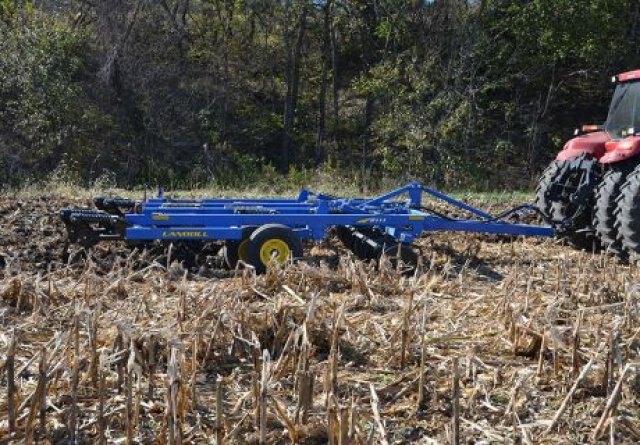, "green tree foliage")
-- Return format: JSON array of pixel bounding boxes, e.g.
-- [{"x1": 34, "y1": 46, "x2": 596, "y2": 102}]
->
[
  {"x1": 1, "y1": 0, "x2": 639, "y2": 189},
  {"x1": 1, "y1": 4, "x2": 86, "y2": 184}
]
